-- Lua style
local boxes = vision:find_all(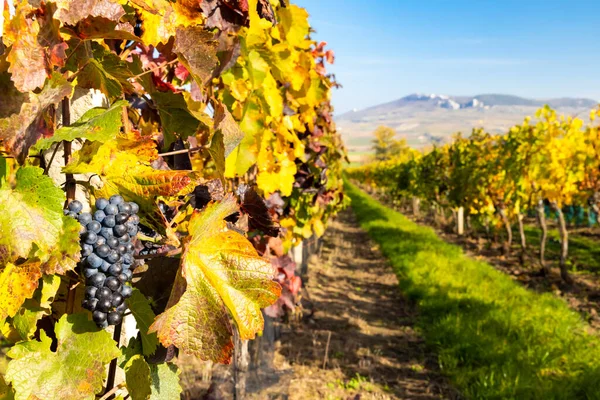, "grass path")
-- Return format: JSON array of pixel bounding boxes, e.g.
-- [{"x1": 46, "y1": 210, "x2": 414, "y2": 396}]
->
[{"x1": 346, "y1": 180, "x2": 600, "y2": 399}]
